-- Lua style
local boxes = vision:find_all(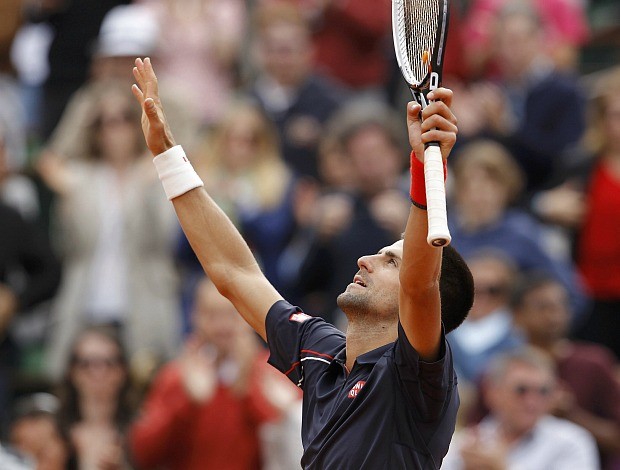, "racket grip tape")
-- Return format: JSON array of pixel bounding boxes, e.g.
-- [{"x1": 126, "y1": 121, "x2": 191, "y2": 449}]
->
[
  {"x1": 409, "y1": 150, "x2": 447, "y2": 209},
  {"x1": 423, "y1": 146, "x2": 451, "y2": 247}
]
